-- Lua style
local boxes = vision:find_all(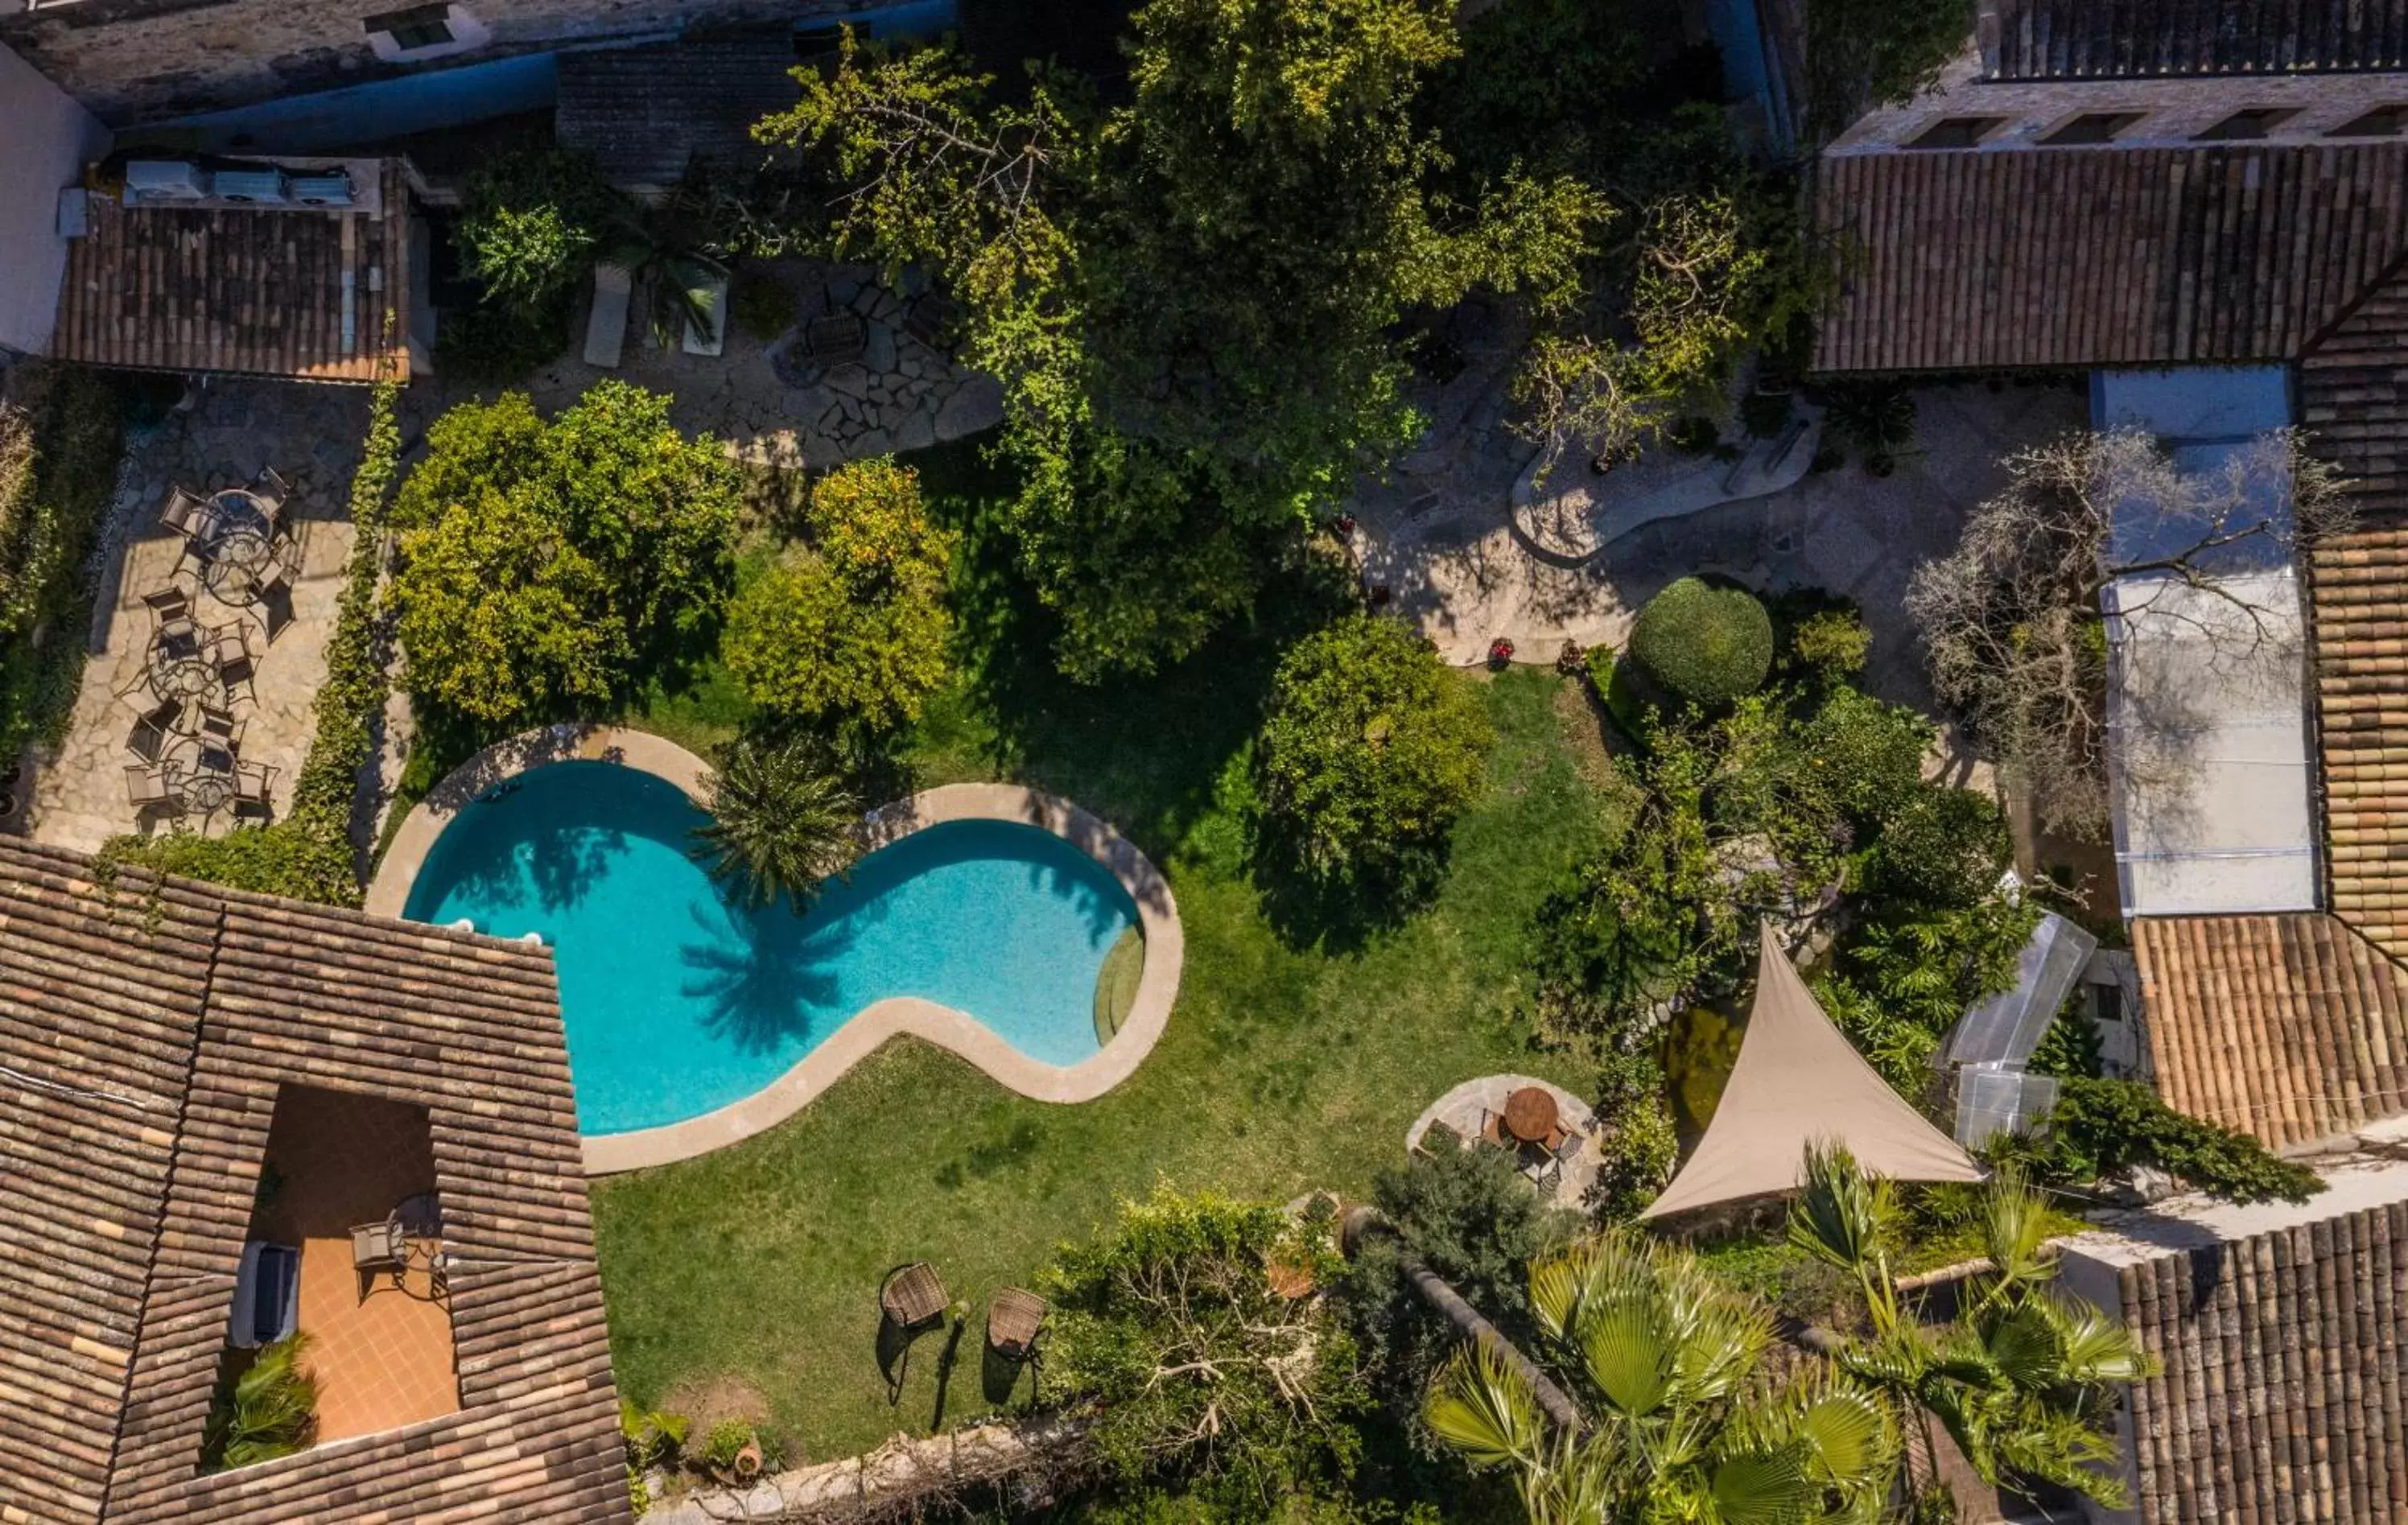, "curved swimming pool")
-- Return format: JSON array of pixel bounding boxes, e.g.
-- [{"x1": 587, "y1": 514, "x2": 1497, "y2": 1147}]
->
[{"x1": 400, "y1": 760, "x2": 1137, "y2": 1136}]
